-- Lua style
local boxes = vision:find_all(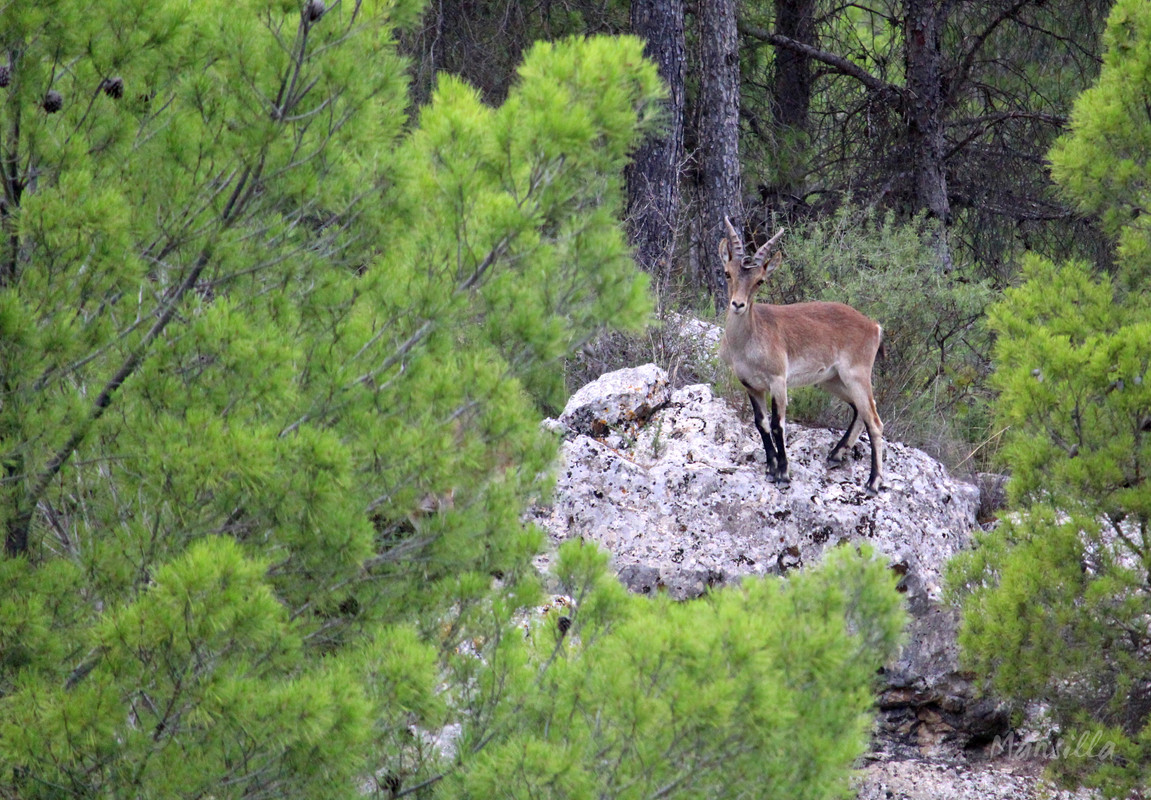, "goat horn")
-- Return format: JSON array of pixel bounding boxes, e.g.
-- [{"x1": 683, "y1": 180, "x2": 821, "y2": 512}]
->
[
  {"x1": 749, "y1": 227, "x2": 788, "y2": 270},
  {"x1": 764, "y1": 227, "x2": 786, "y2": 249},
  {"x1": 723, "y1": 216, "x2": 745, "y2": 261}
]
